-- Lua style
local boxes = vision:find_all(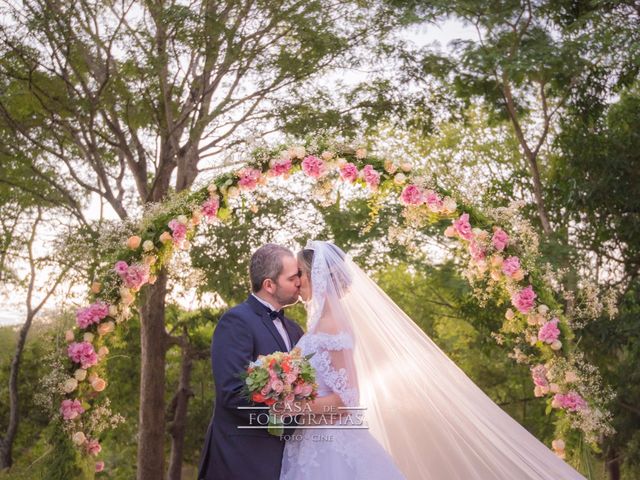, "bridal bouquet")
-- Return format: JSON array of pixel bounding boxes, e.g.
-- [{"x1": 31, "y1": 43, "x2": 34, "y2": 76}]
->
[{"x1": 242, "y1": 348, "x2": 317, "y2": 435}]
